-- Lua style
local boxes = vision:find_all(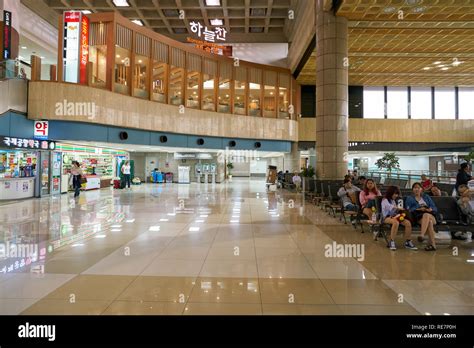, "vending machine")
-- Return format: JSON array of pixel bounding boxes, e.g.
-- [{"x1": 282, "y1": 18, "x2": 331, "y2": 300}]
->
[
  {"x1": 51, "y1": 151, "x2": 62, "y2": 195},
  {"x1": 178, "y1": 166, "x2": 190, "y2": 184}
]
